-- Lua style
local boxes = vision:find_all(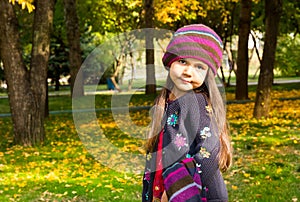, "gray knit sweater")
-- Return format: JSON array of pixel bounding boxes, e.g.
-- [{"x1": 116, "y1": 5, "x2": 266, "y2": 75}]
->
[{"x1": 142, "y1": 91, "x2": 228, "y2": 202}]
